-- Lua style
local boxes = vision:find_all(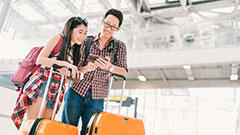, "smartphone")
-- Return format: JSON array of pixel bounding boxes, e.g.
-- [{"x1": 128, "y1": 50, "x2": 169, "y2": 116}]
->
[
  {"x1": 87, "y1": 54, "x2": 107, "y2": 63},
  {"x1": 87, "y1": 54, "x2": 99, "y2": 63}
]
